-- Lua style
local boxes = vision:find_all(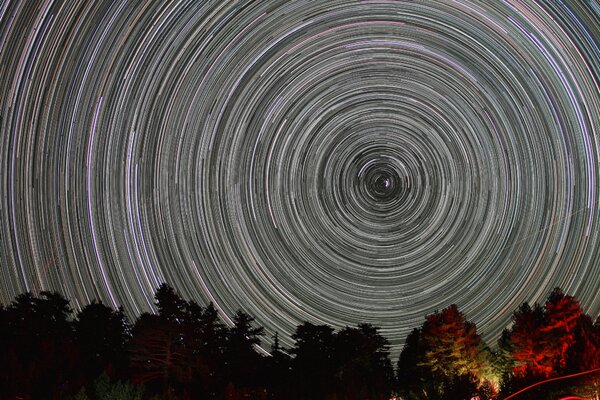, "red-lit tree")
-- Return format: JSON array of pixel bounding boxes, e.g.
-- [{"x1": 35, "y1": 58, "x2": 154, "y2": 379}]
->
[
  {"x1": 542, "y1": 288, "x2": 583, "y2": 372},
  {"x1": 129, "y1": 313, "x2": 189, "y2": 392},
  {"x1": 507, "y1": 302, "x2": 552, "y2": 378},
  {"x1": 567, "y1": 314, "x2": 600, "y2": 372},
  {"x1": 501, "y1": 288, "x2": 599, "y2": 398}
]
